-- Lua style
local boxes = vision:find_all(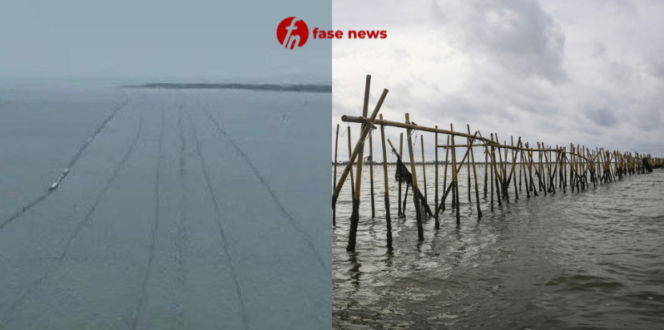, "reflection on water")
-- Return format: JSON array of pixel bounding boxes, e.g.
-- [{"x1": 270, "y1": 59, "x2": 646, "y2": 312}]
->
[{"x1": 333, "y1": 165, "x2": 664, "y2": 329}]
